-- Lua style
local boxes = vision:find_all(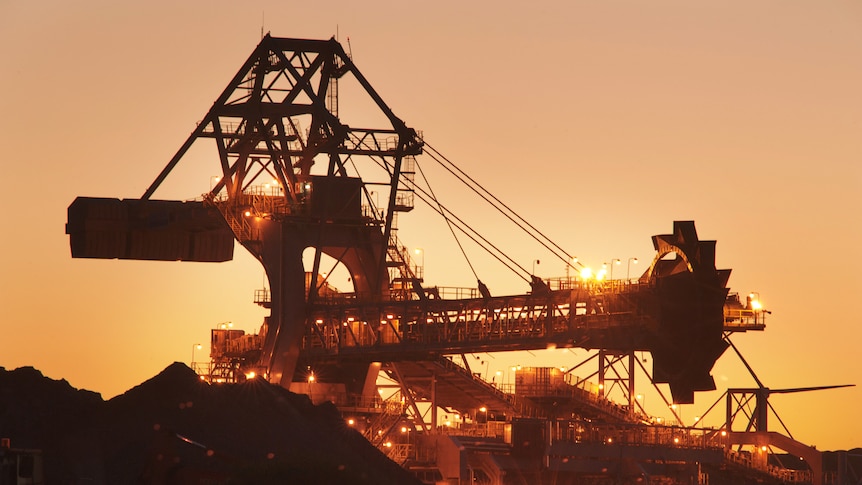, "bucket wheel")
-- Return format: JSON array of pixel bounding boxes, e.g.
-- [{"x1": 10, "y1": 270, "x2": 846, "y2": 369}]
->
[{"x1": 644, "y1": 221, "x2": 732, "y2": 404}]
